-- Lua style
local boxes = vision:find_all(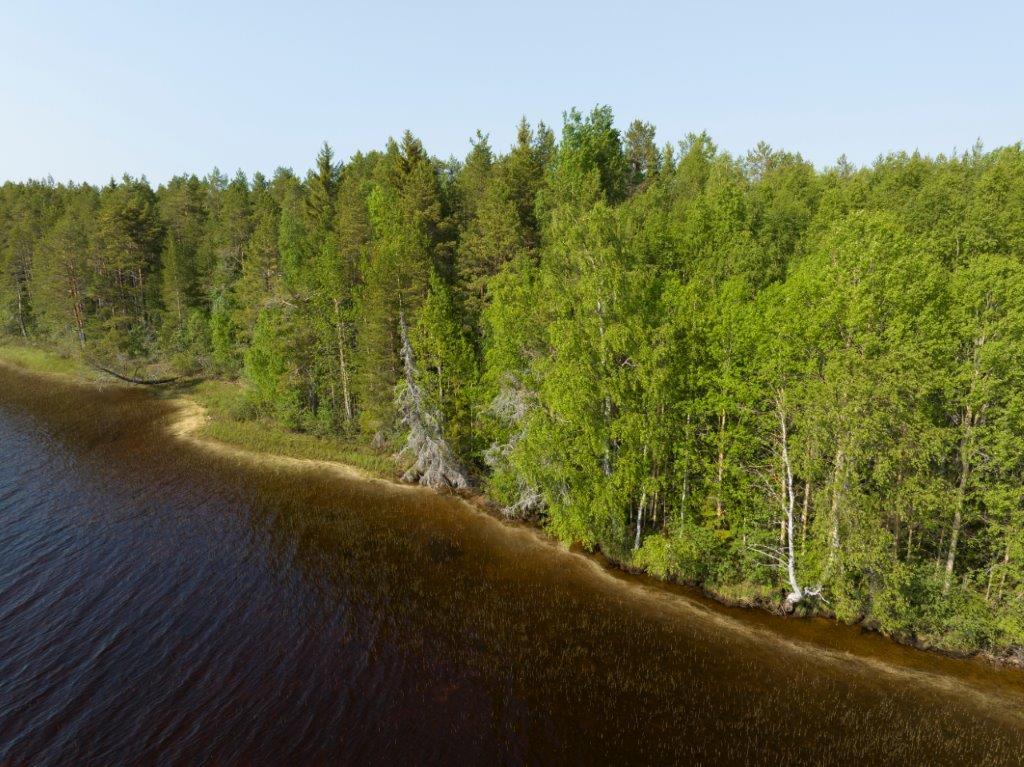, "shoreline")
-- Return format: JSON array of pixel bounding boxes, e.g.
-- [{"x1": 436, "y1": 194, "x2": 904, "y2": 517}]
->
[
  {"x1": 167, "y1": 396, "x2": 382, "y2": 485},
  {"x1": 1, "y1": 347, "x2": 1022, "y2": 674}
]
